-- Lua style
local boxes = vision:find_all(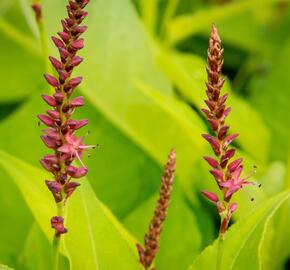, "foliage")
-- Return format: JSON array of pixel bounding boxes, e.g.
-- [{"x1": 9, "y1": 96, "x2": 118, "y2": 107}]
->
[{"x1": 0, "y1": 0, "x2": 289, "y2": 269}]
